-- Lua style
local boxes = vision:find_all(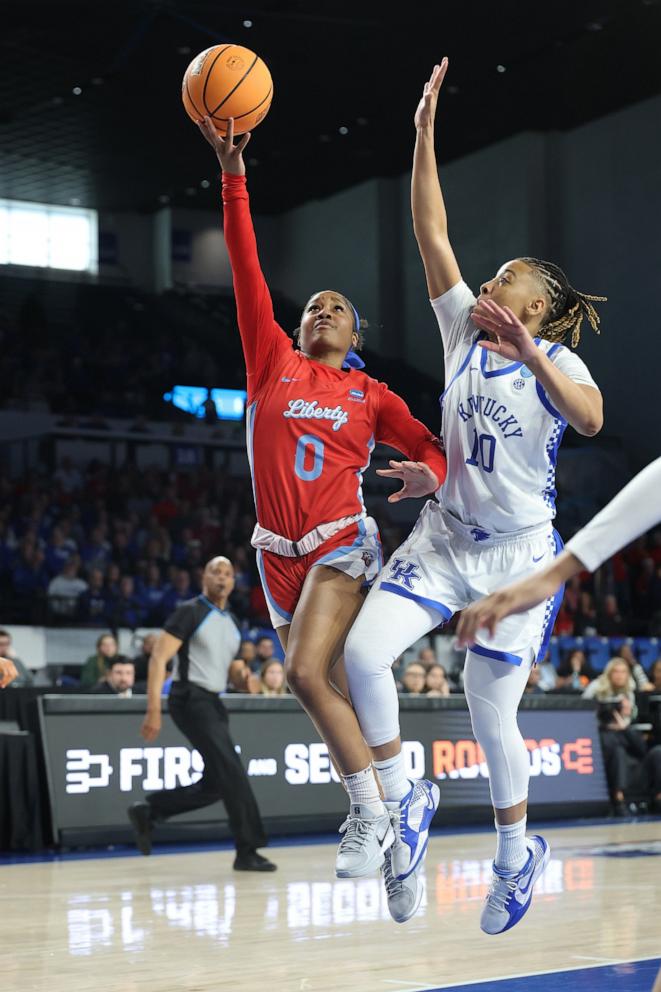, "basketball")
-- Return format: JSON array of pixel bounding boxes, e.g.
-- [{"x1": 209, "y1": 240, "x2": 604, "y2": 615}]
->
[{"x1": 182, "y1": 44, "x2": 273, "y2": 135}]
